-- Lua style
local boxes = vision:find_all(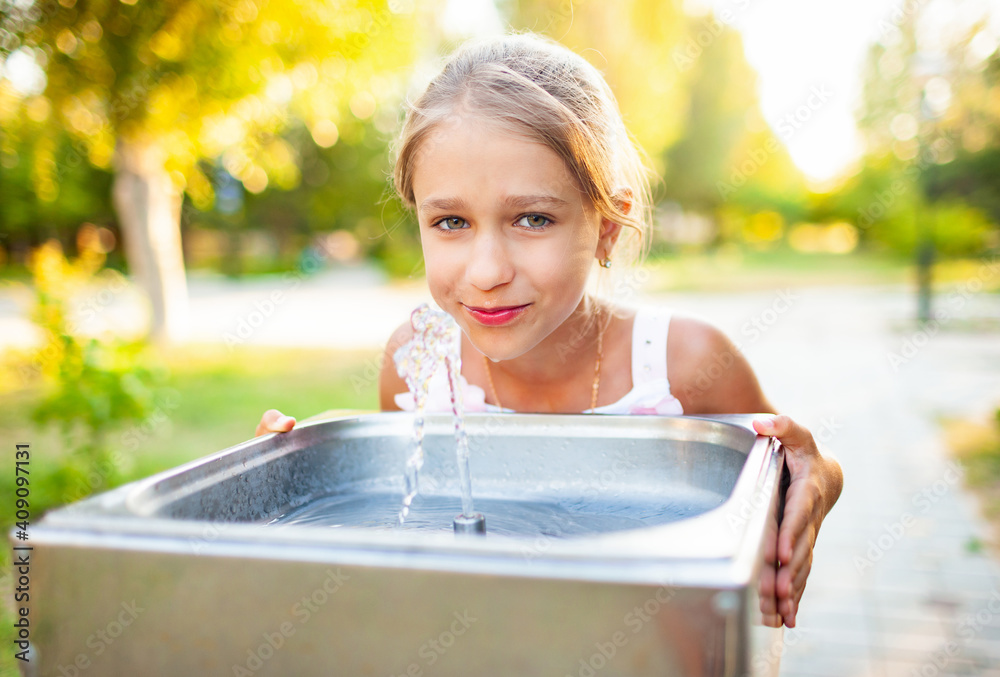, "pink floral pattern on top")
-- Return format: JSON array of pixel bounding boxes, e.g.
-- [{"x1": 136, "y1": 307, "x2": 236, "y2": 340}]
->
[
  {"x1": 394, "y1": 368, "x2": 489, "y2": 413},
  {"x1": 607, "y1": 378, "x2": 684, "y2": 415}
]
